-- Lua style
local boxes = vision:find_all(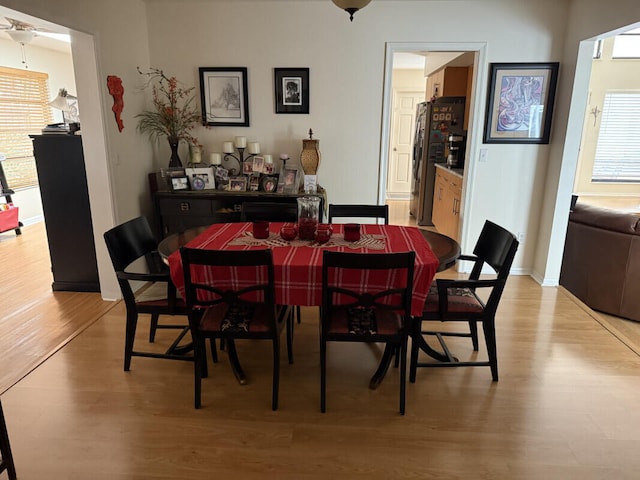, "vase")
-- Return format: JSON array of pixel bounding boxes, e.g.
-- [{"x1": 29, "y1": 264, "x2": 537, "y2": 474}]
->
[
  {"x1": 168, "y1": 137, "x2": 182, "y2": 168},
  {"x1": 300, "y1": 129, "x2": 320, "y2": 175}
]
